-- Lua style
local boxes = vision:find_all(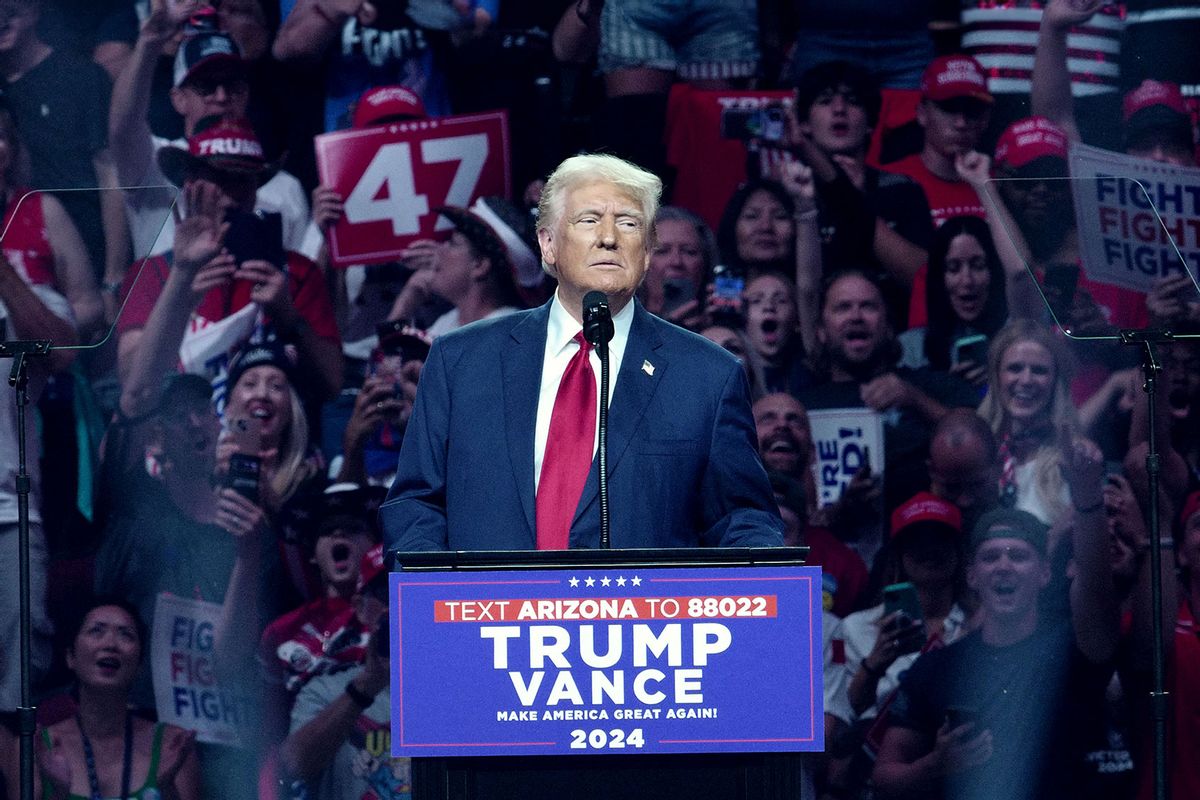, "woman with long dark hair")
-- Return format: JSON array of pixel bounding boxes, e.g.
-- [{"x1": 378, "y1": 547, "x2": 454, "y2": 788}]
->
[
  {"x1": 898, "y1": 215, "x2": 1008, "y2": 384},
  {"x1": 716, "y1": 179, "x2": 798, "y2": 277}
]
